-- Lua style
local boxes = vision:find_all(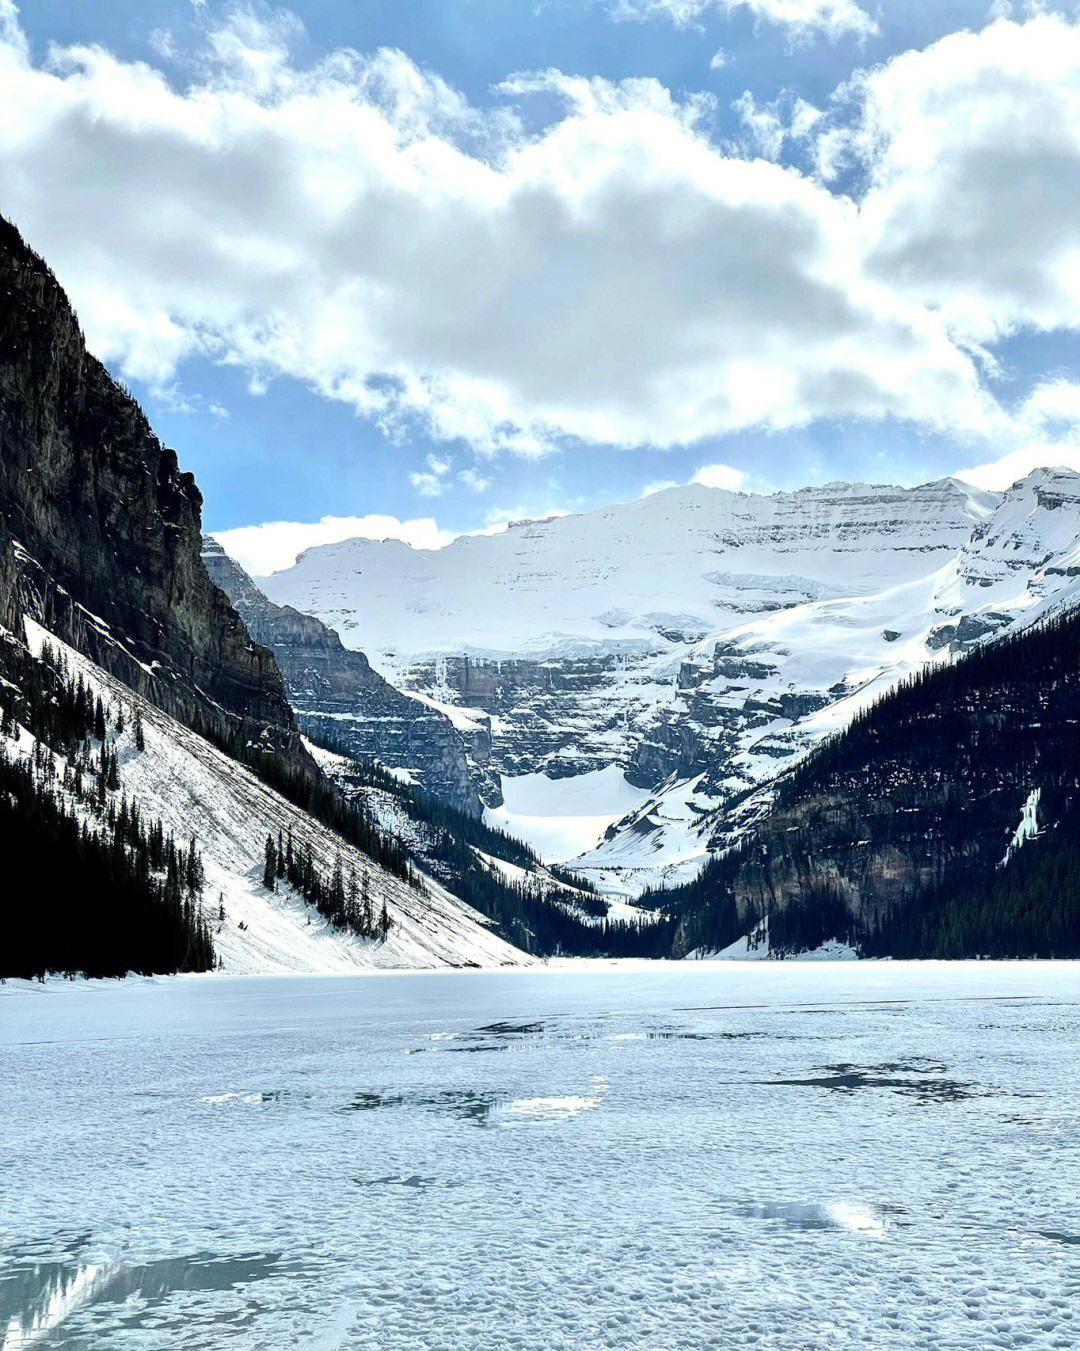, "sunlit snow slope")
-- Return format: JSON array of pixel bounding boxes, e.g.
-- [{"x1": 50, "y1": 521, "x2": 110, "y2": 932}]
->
[
  {"x1": 17, "y1": 618, "x2": 526, "y2": 973},
  {"x1": 259, "y1": 469, "x2": 1080, "y2": 892}
]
